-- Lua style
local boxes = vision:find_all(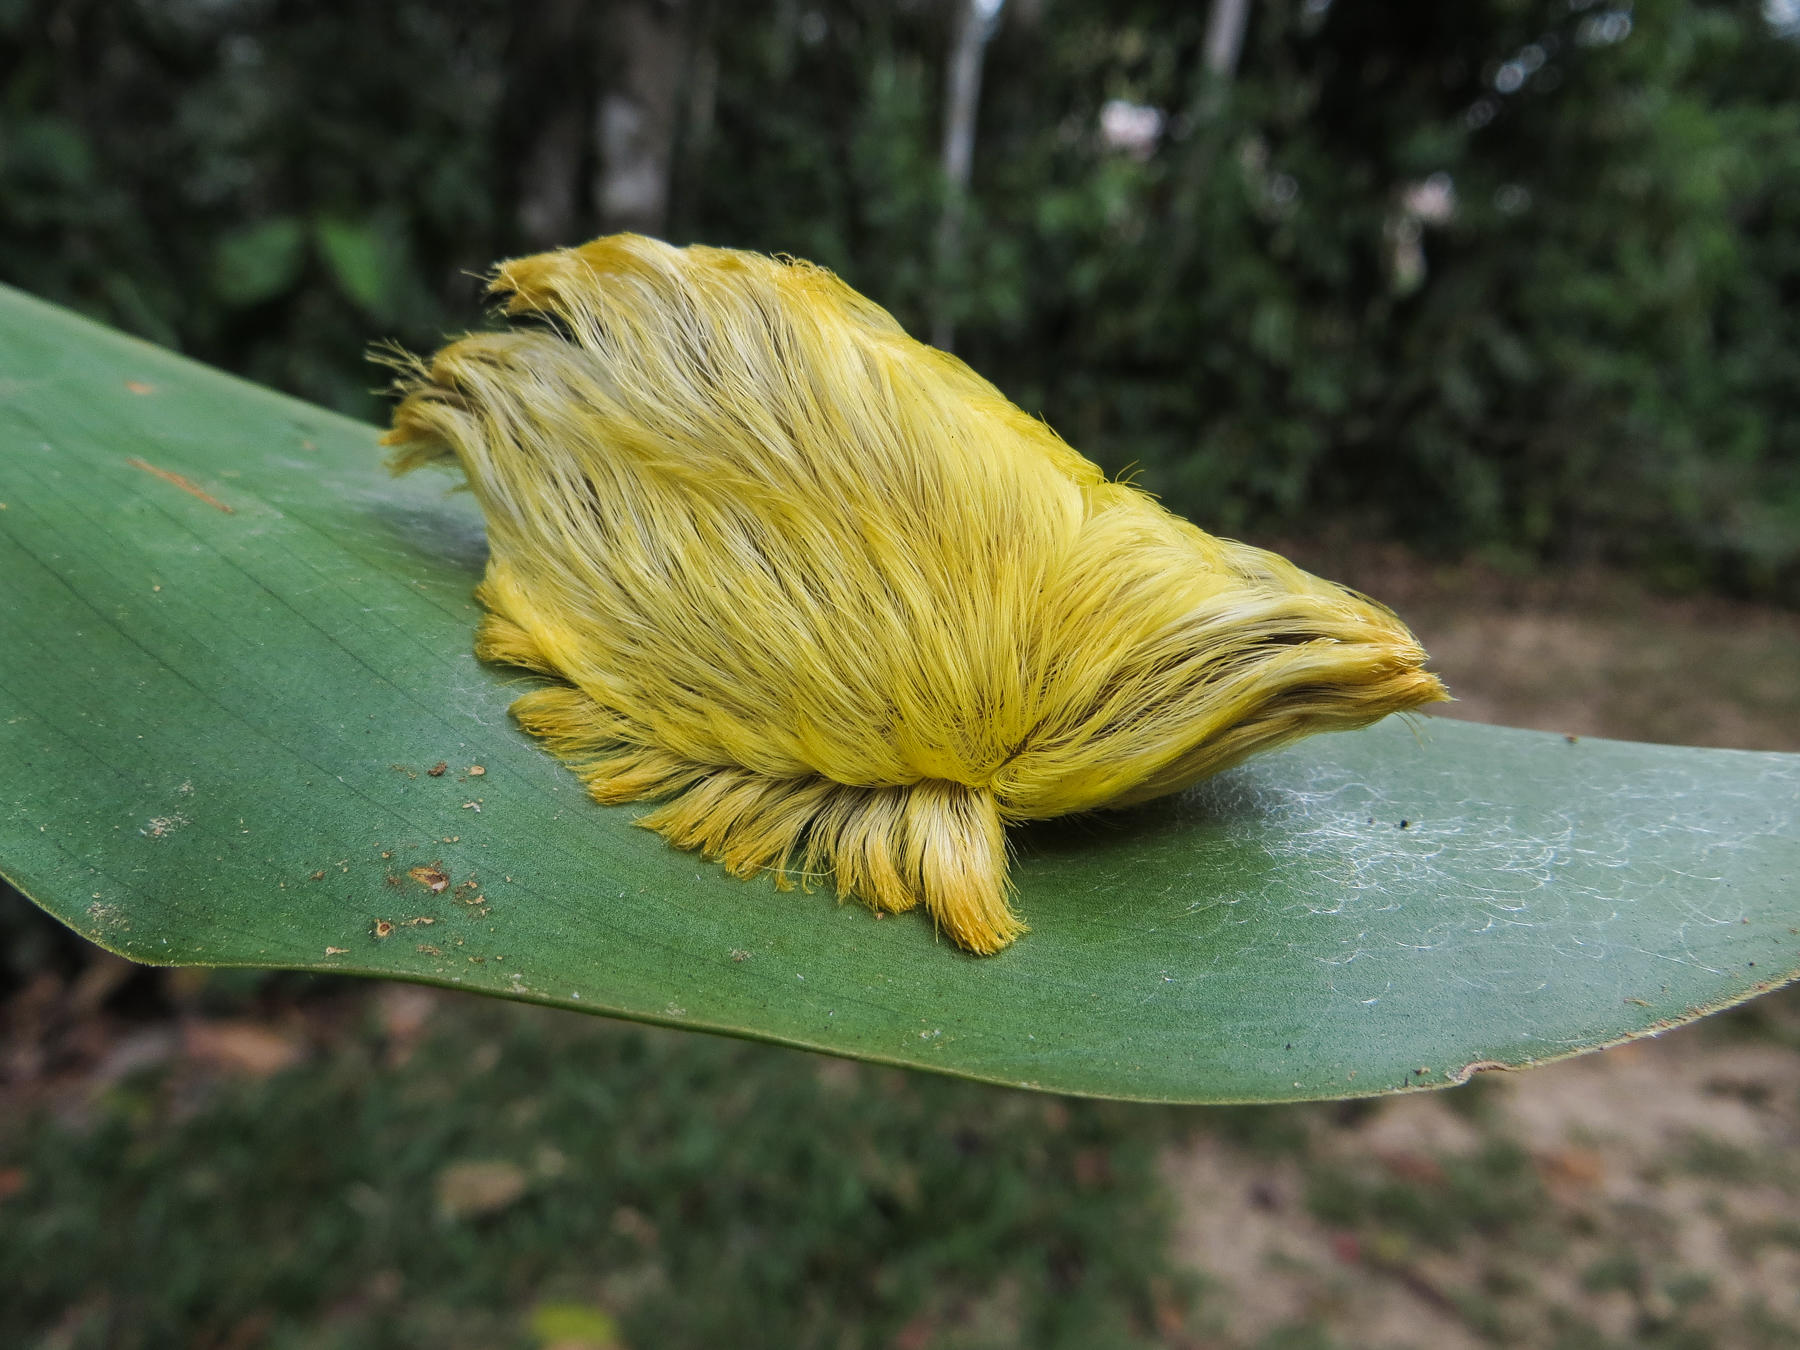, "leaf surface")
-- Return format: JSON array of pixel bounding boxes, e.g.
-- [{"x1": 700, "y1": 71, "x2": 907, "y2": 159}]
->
[{"x1": 2, "y1": 285, "x2": 1796, "y2": 1102}]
